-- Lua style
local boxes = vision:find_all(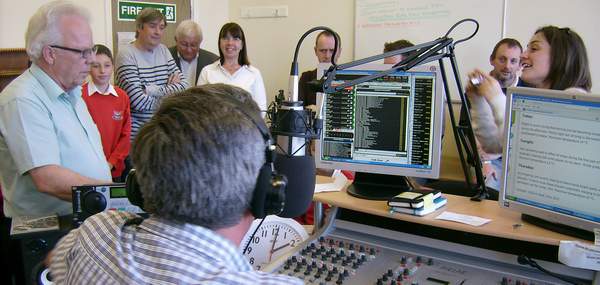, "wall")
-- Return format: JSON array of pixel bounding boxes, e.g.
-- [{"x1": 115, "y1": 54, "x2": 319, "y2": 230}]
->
[
  {"x1": 193, "y1": 0, "x2": 228, "y2": 54},
  {"x1": 0, "y1": 0, "x2": 112, "y2": 48},
  {"x1": 228, "y1": 0, "x2": 354, "y2": 103}
]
